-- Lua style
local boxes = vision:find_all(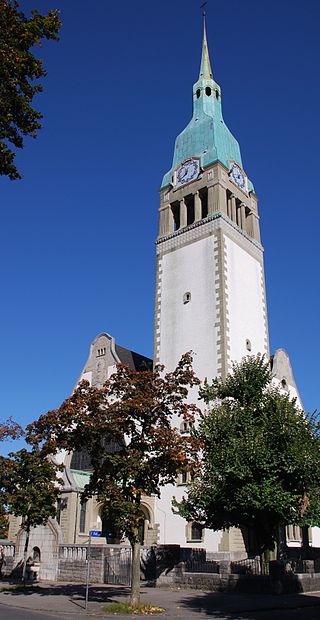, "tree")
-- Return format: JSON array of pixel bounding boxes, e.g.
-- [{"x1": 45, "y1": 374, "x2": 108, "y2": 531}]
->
[
  {"x1": 176, "y1": 355, "x2": 320, "y2": 561},
  {"x1": 0, "y1": 1, "x2": 61, "y2": 179},
  {"x1": 0, "y1": 510, "x2": 8, "y2": 538},
  {"x1": 0, "y1": 417, "x2": 24, "y2": 538},
  {"x1": 0, "y1": 416, "x2": 23, "y2": 442},
  {"x1": 0, "y1": 448, "x2": 61, "y2": 581},
  {"x1": 27, "y1": 353, "x2": 201, "y2": 605}
]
